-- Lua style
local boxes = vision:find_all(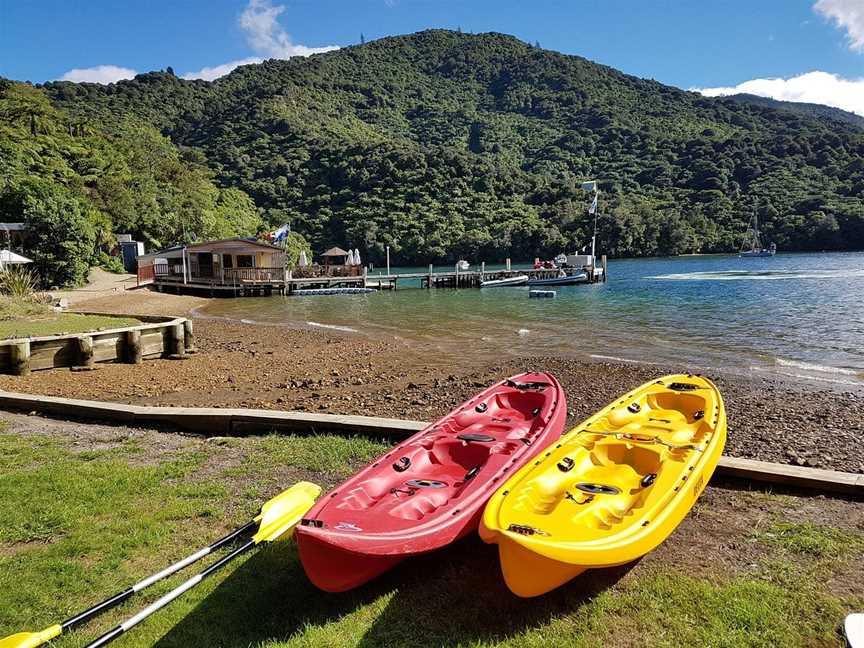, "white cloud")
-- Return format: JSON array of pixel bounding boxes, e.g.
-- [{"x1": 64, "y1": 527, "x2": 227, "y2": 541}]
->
[
  {"x1": 181, "y1": 0, "x2": 339, "y2": 81},
  {"x1": 694, "y1": 70, "x2": 864, "y2": 117},
  {"x1": 814, "y1": 0, "x2": 864, "y2": 52},
  {"x1": 182, "y1": 56, "x2": 262, "y2": 81},
  {"x1": 238, "y1": 0, "x2": 338, "y2": 58},
  {"x1": 60, "y1": 65, "x2": 137, "y2": 84}
]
